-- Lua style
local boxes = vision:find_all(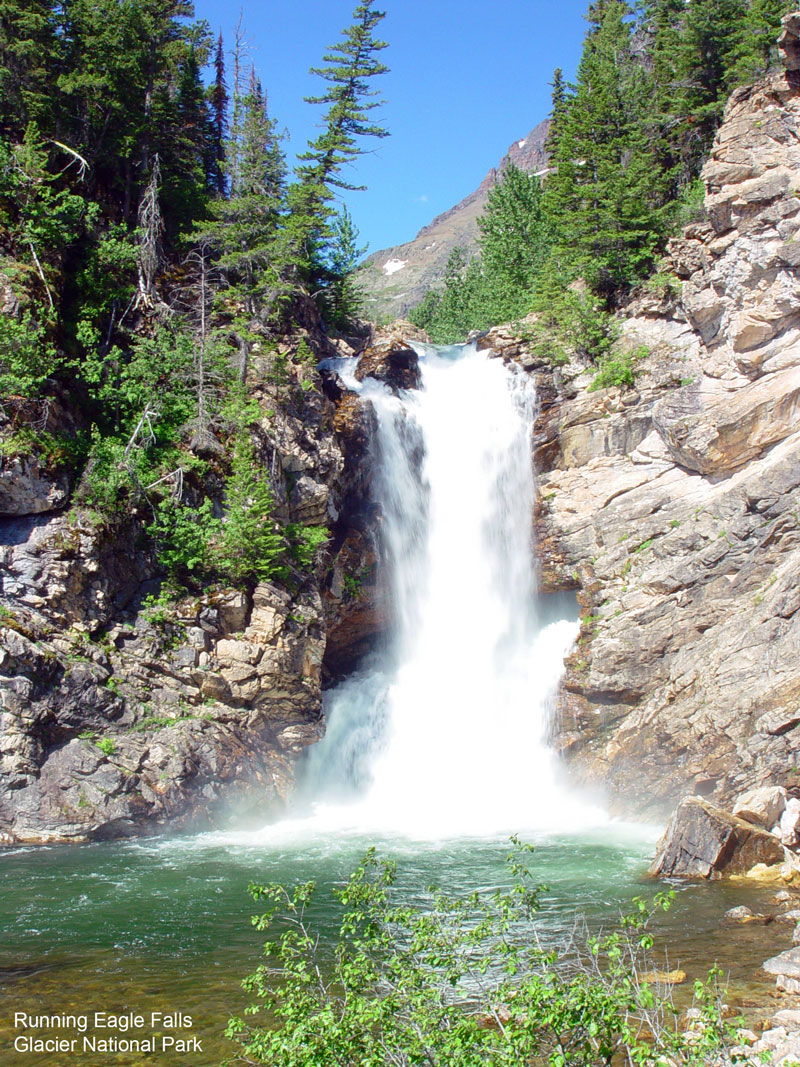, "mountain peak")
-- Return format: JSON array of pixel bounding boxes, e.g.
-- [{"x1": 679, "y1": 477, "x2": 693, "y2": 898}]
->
[{"x1": 358, "y1": 120, "x2": 550, "y2": 322}]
